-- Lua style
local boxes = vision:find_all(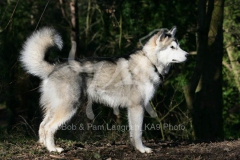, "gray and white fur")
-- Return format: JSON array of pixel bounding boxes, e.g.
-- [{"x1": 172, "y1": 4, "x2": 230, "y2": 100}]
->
[{"x1": 20, "y1": 26, "x2": 188, "y2": 153}]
